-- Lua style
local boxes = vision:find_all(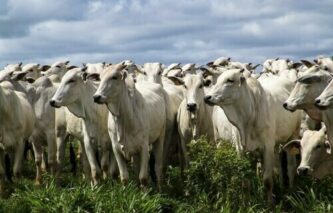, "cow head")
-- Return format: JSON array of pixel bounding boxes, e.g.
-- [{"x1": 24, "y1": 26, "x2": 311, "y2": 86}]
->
[
  {"x1": 137, "y1": 62, "x2": 163, "y2": 83},
  {"x1": 168, "y1": 72, "x2": 211, "y2": 114},
  {"x1": 284, "y1": 127, "x2": 331, "y2": 176},
  {"x1": 50, "y1": 68, "x2": 86, "y2": 108},
  {"x1": 93, "y1": 63, "x2": 127, "y2": 104},
  {"x1": 41, "y1": 60, "x2": 70, "y2": 79},
  {"x1": 204, "y1": 68, "x2": 246, "y2": 107},
  {"x1": 283, "y1": 65, "x2": 331, "y2": 112}
]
